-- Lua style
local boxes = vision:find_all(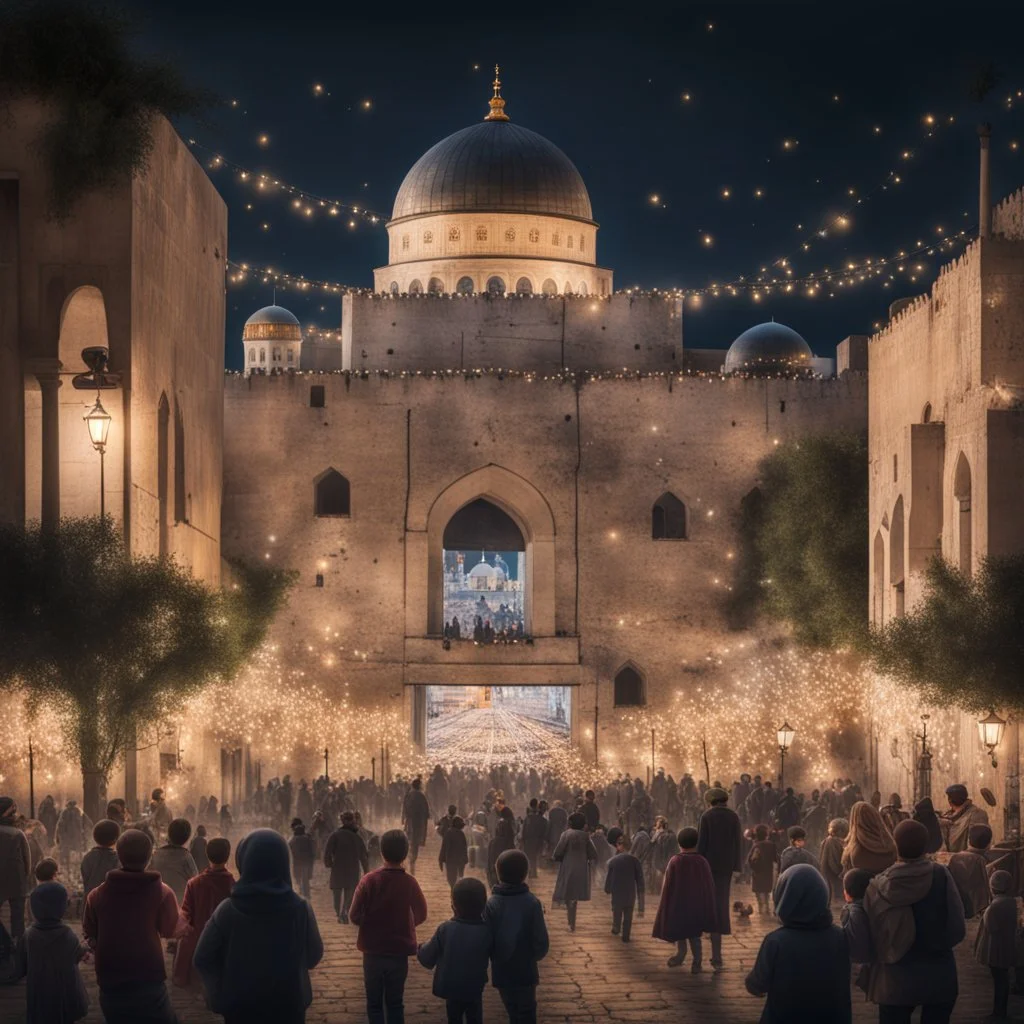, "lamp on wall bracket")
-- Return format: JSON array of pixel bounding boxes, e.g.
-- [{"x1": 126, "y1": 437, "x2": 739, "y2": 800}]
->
[{"x1": 978, "y1": 710, "x2": 1007, "y2": 768}]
